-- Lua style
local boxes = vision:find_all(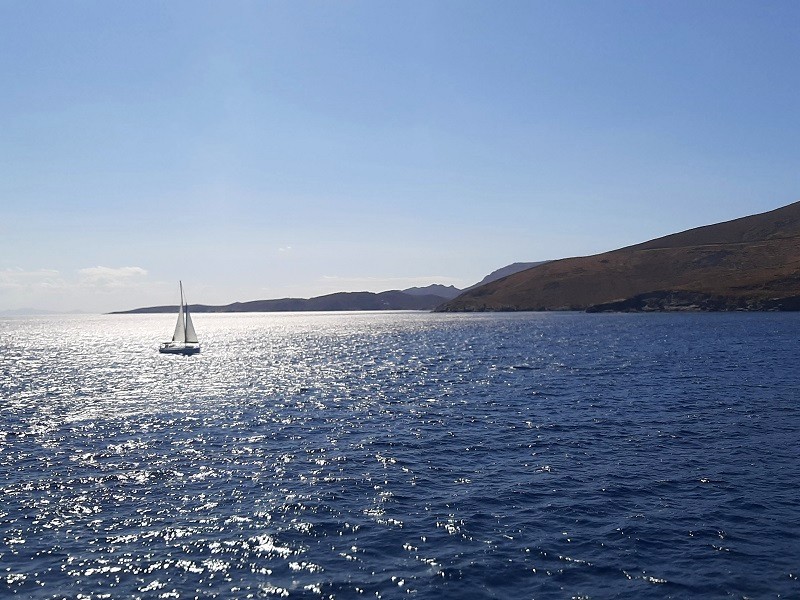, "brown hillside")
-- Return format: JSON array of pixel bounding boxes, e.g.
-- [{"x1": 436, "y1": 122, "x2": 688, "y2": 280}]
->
[{"x1": 438, "y1": 201, "x2": 800, "y2": 312}]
